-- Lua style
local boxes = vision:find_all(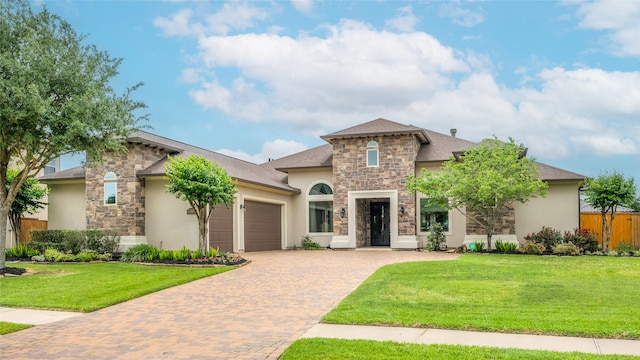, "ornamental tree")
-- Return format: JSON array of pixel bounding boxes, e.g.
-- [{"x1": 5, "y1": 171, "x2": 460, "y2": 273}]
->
[
  {"x1": 164, "y1": 155, "x2": 237, "y2": 253},
  {"x1": 583, "y1": 172, "x2": 636, "y2": 252},
  {"x1": 0, "y1": 0, "x2": 146, "y2": 269},
  {"x1": 6, "y1": 169, "x2": 49, "y2": 247},
  {"x1": 407, "y1": 137, "x2": 548, "y2": 250}
]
